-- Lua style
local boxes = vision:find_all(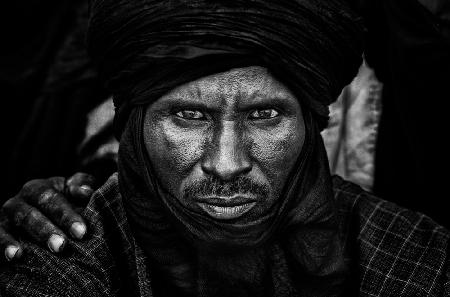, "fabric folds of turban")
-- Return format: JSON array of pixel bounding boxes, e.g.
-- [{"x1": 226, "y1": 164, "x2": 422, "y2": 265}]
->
[
  {"x1": 87, "y1": 0, "x2": 364, "y2": 136},
  {"x1": 86, "y1": 0, "x2": 365, "y2": 296}
]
